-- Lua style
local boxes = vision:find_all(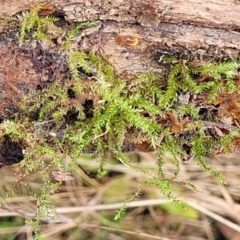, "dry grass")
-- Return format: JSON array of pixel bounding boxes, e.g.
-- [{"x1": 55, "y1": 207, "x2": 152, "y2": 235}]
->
[{"x1": 0, "y1": 152, "x2": 240, "y2": 240}]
